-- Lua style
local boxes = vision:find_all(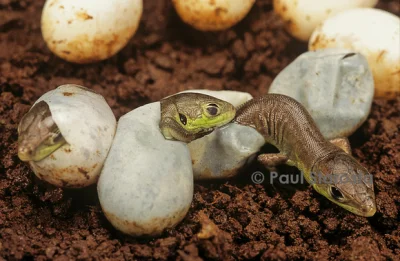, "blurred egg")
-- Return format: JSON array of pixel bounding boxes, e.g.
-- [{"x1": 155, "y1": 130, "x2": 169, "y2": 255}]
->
[
  {"x1": 309, "y1": 8, "x2": 400, "y2": 98},
  {"x1": 273, "y1": 0, "x2": 378, "y2": 41},
  {"x1": 41, "y1": 0, "x2": 143, "y2": 64},
  {"x1": 172, "y1": 0, "x2": 255, "y2": 31}
]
